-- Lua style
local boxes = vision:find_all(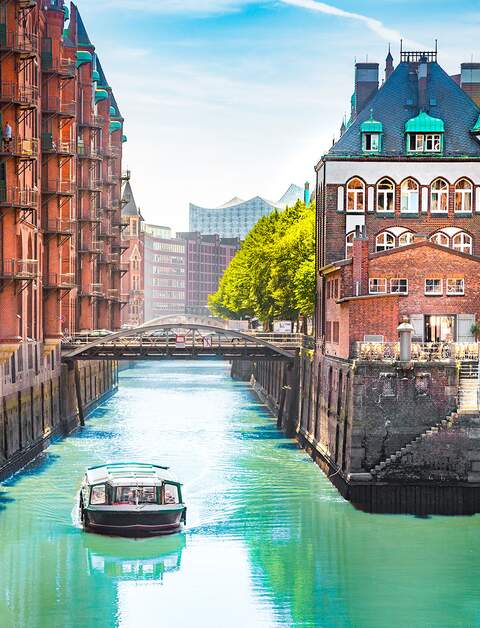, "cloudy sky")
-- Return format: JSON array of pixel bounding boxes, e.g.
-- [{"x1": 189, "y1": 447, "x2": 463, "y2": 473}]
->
[{"x1": 77, "y1": 0, "x2": 480, "y2": 230}]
